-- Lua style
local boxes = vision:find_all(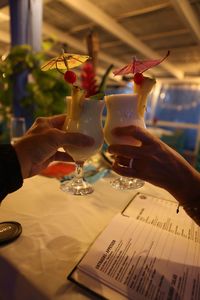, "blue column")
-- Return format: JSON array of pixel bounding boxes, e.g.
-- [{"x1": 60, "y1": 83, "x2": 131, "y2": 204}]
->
[{"x1": 9, "y1": 0, "x2": 43, "y2": 126}]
